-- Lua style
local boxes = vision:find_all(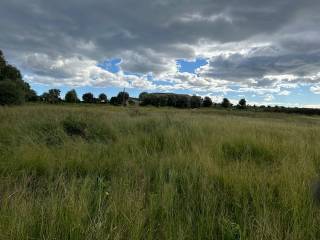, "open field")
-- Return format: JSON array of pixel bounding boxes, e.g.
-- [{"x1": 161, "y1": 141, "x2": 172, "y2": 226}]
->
[{"x1": 0, "y1": 104, "x2": 320, "y2": 239}]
